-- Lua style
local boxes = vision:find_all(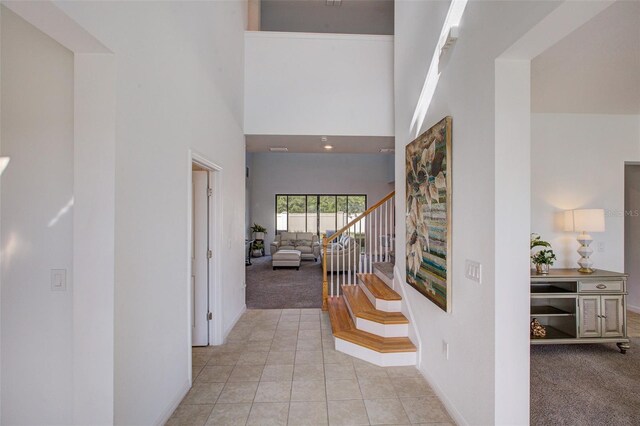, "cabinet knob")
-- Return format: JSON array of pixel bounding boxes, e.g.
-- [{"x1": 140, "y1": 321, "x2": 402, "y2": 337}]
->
[{"x1": 596, "y1": 284, "x2": 607, "y2": 289}]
